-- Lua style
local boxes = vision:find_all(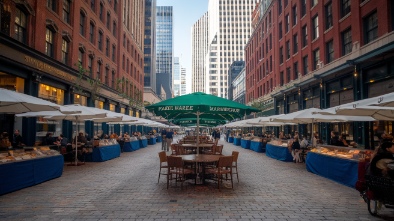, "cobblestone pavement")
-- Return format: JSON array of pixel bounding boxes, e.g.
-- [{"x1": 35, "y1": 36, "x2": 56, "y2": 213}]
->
[{"x1": 1, "y1": 136, "x2": 393, "y2": 220}]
